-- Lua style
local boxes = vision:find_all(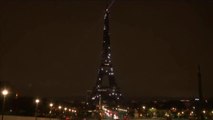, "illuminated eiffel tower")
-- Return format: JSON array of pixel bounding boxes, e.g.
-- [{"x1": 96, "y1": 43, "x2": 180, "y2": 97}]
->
[{"x1": 90, "y1": 9, "x2": 122, "y2": 107}]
